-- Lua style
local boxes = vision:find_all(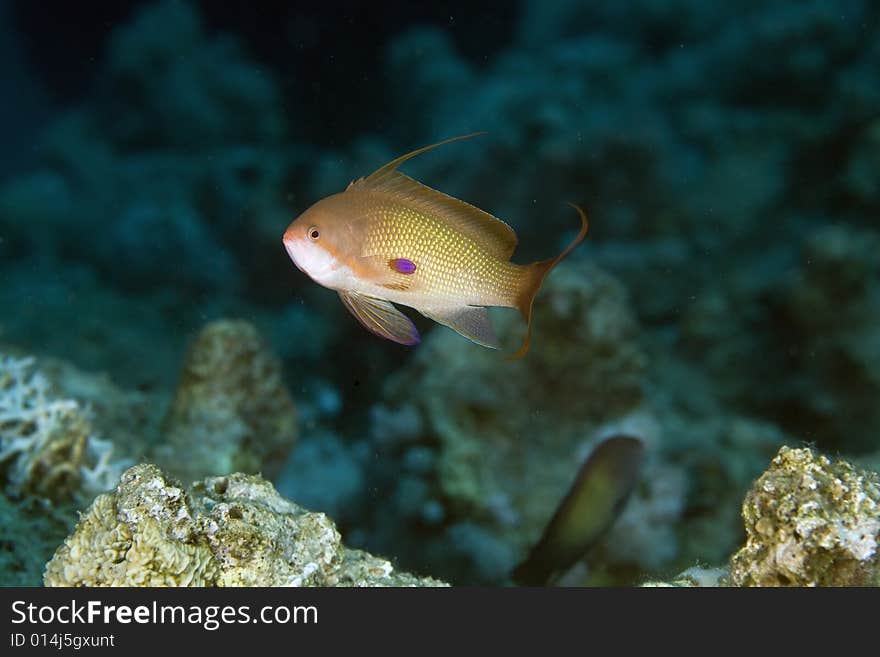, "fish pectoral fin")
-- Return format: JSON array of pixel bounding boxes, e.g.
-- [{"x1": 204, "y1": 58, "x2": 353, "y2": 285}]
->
[
  {"x1": 338, "y1": 291, "x2": 421, "y2": 346},
  {"x1": 419, "y1": 305, "x2": 499, "y2": 349}
]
